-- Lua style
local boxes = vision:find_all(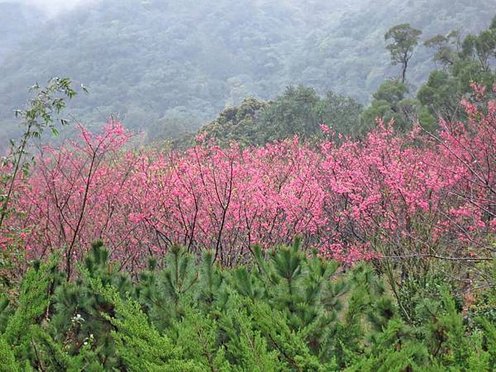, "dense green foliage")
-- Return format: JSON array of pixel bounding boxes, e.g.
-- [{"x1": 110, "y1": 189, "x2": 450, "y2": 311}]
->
[
  {"x1": 361, "y1": 16, "x2": 496, "y2": 132},
  {"x1": 194, "y1": 15, "x2": 496, "y2": 145},
  {"x1": 418, "y1": 19, "x2": 496, "y2": 123},
  {"x1": 0, "y1": 241, "x2": 495, "y2": 370},
  {"x1": 0, "y1": 0, "x2": 494, "y2": 145},
  {"x1": 195, "y1": 86, "x2": 363, "y2": 146}
]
